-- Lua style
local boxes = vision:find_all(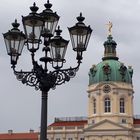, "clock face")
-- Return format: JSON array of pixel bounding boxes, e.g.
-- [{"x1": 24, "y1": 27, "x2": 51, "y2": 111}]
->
[{"x1": 103, "y1": 85, "x2": 111, "y2": 93}]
